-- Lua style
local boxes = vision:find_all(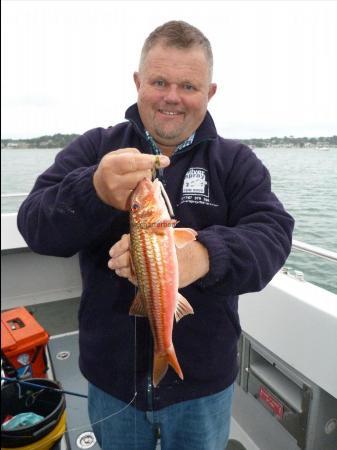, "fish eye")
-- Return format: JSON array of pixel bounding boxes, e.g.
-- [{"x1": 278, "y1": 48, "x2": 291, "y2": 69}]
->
[{"x1": 131, "y1": 203, "x2": 140, "y2": 211}]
